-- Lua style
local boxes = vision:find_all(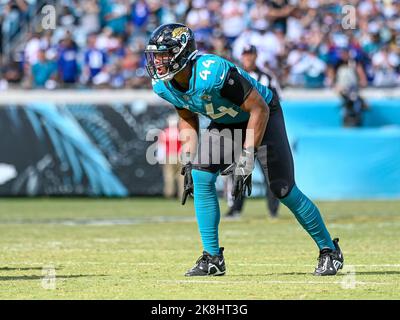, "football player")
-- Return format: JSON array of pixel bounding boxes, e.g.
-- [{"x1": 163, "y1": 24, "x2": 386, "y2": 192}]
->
[{"x1": 145, "y1": 23, "x2": 344, "y2": 276}]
